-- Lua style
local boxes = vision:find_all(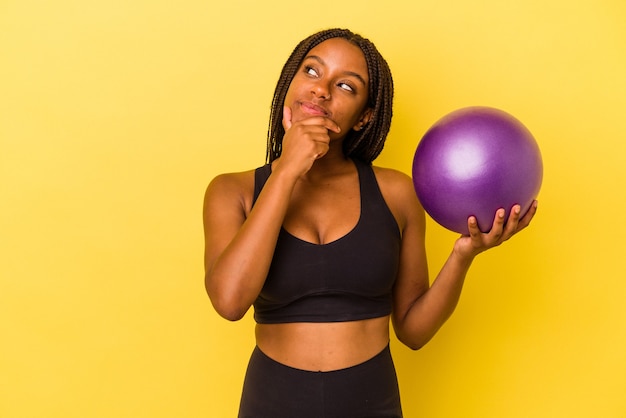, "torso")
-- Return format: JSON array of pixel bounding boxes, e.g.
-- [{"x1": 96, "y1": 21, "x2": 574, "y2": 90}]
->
[
  {"x1": 242, "y1": 158, "x2": 406, "y2": 371},
  {"x1": 255, "y1": 317, "x2": 390, "y2": 371},
  {"x1": 281, "y1": 160, "x2": 360, "y2": 246}
]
